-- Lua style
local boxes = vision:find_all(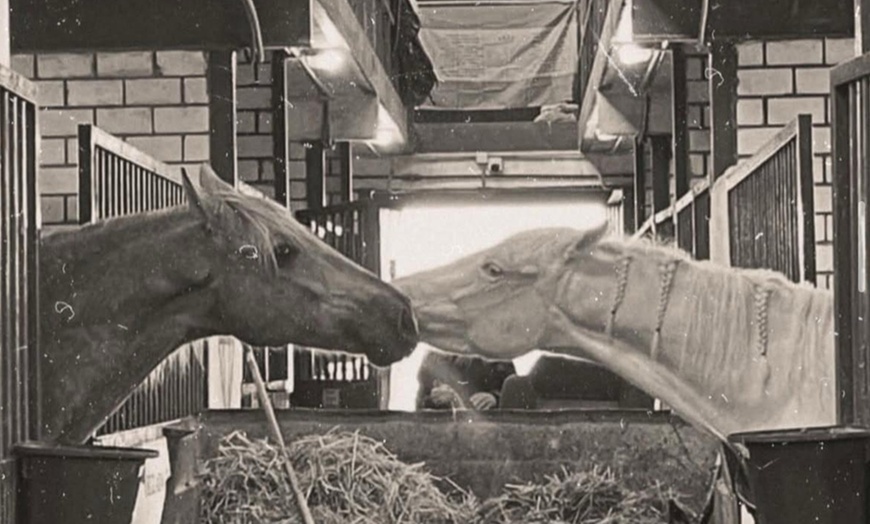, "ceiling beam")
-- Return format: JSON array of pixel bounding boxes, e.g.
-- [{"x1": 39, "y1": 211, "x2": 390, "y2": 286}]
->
[
  {"x1": 10, "y1": 0, "x2": 310, "y2": 53},
  {"x1": 632, "y1": 0, "x2": 853, "y2": 43}
]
